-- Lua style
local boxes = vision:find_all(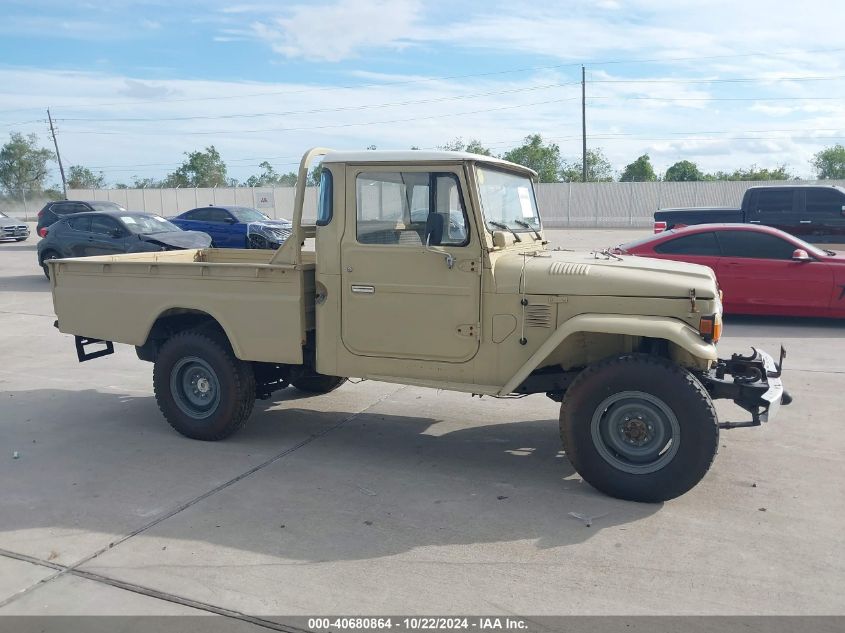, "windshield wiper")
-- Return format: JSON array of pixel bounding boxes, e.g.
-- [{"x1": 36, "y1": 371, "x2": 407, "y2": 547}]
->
[
  {"x1": 514, "y1": 219, "x2": 542, "y2": 241},
  {"x1": 825, "y1": 249, "x2": 836, "y2": 256},
  {"x1": 488, "y1": 220, "x2": 521, "y2": 243}
]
